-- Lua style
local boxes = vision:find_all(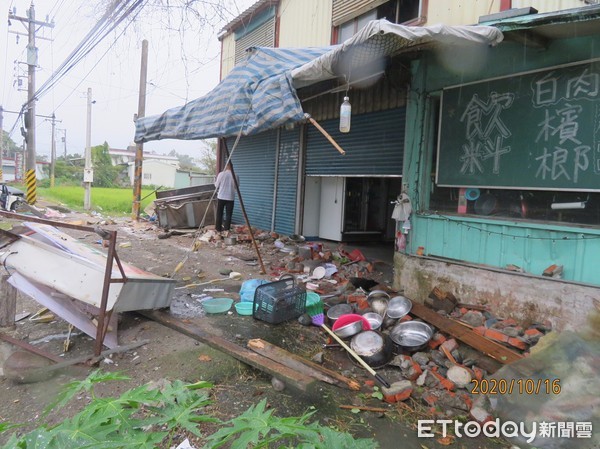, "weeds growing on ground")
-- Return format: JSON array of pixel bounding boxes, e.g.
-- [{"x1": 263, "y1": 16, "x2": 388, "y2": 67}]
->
[{"x1": 1, "y1": 370, "x2": 378, "y2": 449}]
